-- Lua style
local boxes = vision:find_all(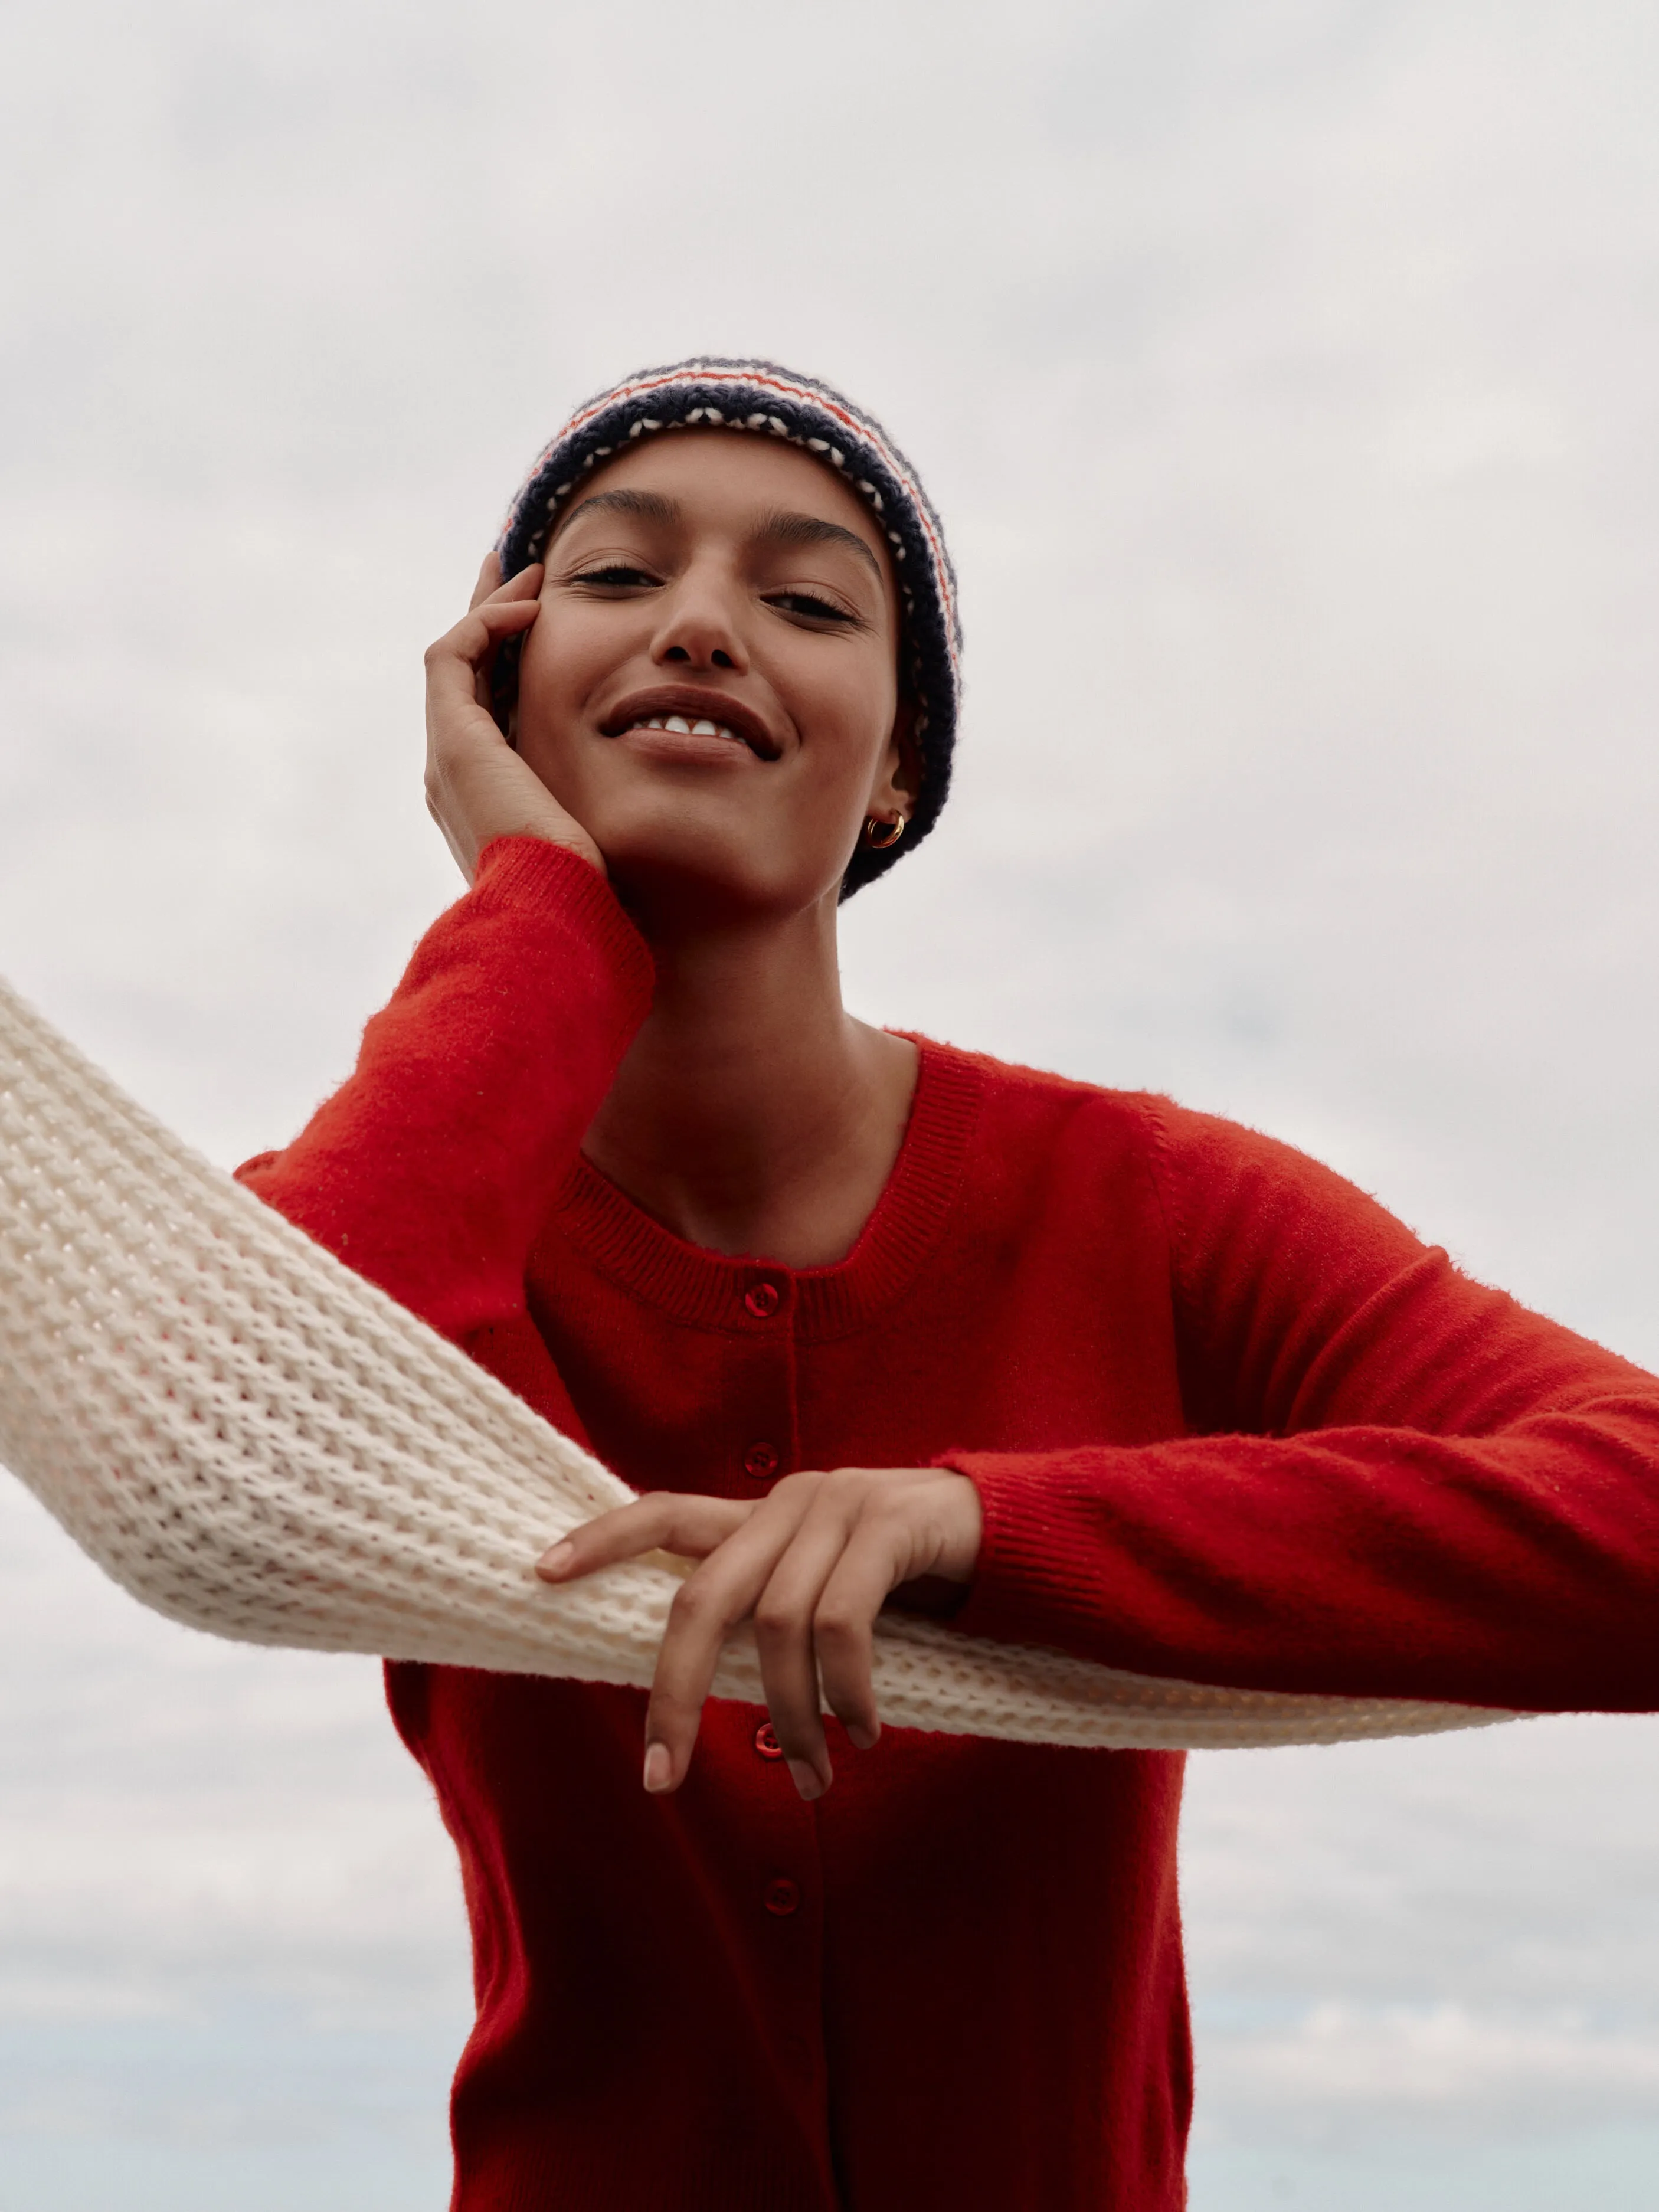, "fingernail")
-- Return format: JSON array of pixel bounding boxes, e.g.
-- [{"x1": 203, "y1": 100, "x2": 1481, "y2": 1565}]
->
[
  {"x1": 538, "y1": 1541, "x2": 574, "y2": 1578},
  {"x1": 848, "y1": 1722, "x2": 880, "y2": 1752},
  {"x1": 643, "y1": 1742, "x2": 673, "y2": 1793},
  {"x1": 787, "y1": 1759, "x2": 827, "y2": 1802}
]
